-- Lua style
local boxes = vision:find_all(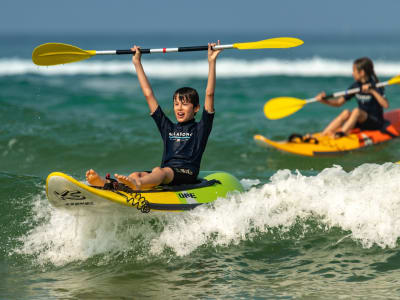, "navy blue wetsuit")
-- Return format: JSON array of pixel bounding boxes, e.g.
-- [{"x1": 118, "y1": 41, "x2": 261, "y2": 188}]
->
[
  {"x1": 151, "y1": 105, "x2": 214, "y2": 184},
  {"x1": 344, "y1": 79, "x2": 386, "y2": 130}
]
